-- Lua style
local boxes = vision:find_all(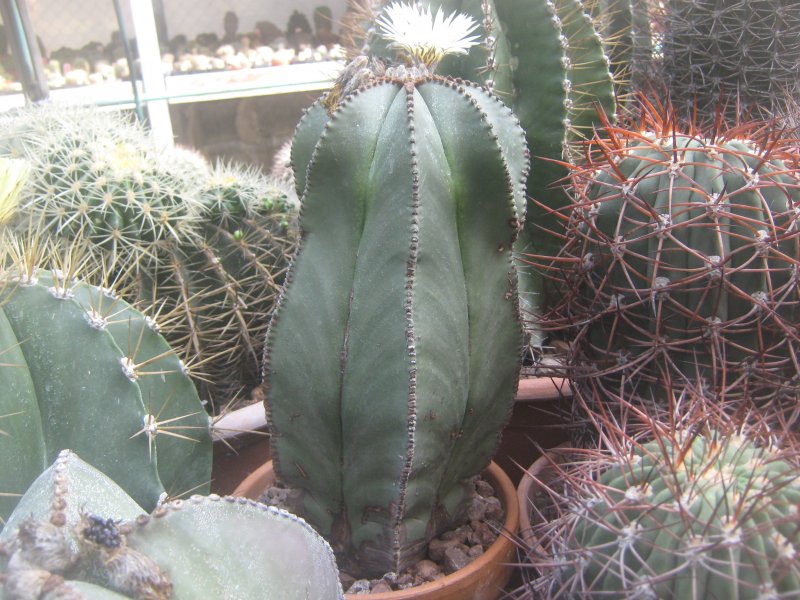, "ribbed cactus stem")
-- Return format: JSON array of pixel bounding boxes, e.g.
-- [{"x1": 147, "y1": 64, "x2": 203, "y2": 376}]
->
[
  {"x1": 561, "y1": 114, "x2": 800, "y2": 425},
  {"x1": 266, "y1": 71, "x2": 527, "y2": 576},
  {"x1": 538, "y1": 434, "x2": 800, "y2": 599}
]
